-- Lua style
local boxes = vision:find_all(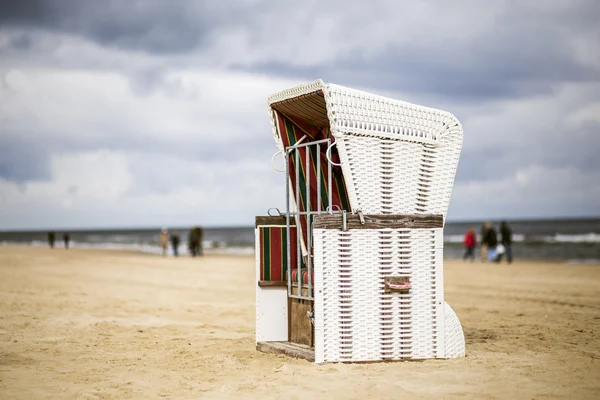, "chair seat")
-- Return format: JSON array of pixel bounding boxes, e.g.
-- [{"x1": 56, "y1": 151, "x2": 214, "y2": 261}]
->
[{"x1": 290, "y1": 268, "x2": 314, "y2": 285}]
